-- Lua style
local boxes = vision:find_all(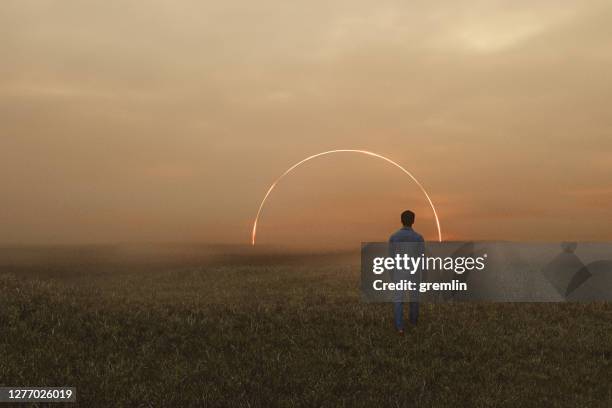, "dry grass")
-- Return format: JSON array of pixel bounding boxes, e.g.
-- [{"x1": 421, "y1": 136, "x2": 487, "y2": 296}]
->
[{"x1": 0, "y1": 247, "x2": 611, "y2": 407}]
